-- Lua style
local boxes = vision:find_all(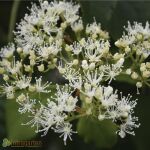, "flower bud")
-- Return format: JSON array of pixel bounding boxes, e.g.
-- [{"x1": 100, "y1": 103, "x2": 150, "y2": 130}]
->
[
  {"x1": 136, "y1": 33, "x2": 143, "y2": 41},
  {"x1": 98, "y1": 114, "x2": 105, "y2": 121},
  {"x1": 38, "y1": 64, "x2": 45, "y2": 72},
  {"x1": 142, "y1": 71, "x2": 150, "y2": 78},
  {"x1": 113, "y1": 53, "x2": 124, "y2": 60},
  {"x1": 79, "y1": 38, "x2": 86, "y2": 46},
  {"x1": 82, "y1": 60, "x2": 88, "y2": 70},
  {"x1": 89, "y1": 63, "x2": 95, "y2": 70},
  {"x1": 17, "y1": 47, "x2": 23, "y2": 53},
  {"x1": 131, "y1": 72, "x2": 138, "y2": 79},
  {"x1": 143, "y1": 53, "x2": 149, "y2": 59},
  {"x1": 3, "y1": 74, "x2": 9, "y2": 81},
  {"x1": 125, "y1": 46, "x2": 131, "y2": 53},
  {"x1": 94, "y1": 87, "x2": 102, "y2": 99},
  {"x1": 140, "y1": 64, "x2": 146, "y2": 72},
  {"x1": 24, "y1": 65, "x2": 32, "y2": 72},
  {"x1": 120, "y1": 112, "x2": 128, "y2": 119},
  {"x1": 53, "y1": 58, "x2": 57, "y2": 63},
  {"x1": 136, "y1": 49, "x2": 142, "y2": 55},
  {"x1": 17, "y1": 93, "x2": 26, "y2": 102},
  {"x1": 43, "y1": 1, "x2": 48, "y2": 5},
  {"x1": 146, "y1": 62, "x2": 150, "y2": 69},
  {"x1": 136, "y1": 82, "x2": 142, "y2": 88},
  {"x1": 84, "y1": 83, "x2": 91, "y2": 90},
  {"x1": 73, "y1": 59, "x2": 79, "y2": 66},
  {"x1": 59, "y1": 68, "x2": 65, "y2": 74},
  {"x1": 85, "y1": 97, "x2": 92, "y2": 104},
  {"x1": 29, "y1": 85, "x2": 36, "y2": 92},
  {"x1": 61, "y1": 22, "x2": 67, "y2": 29},
  {"x1": 126, "y1": 68, "x2": 131, "y2": 75},
  {"x1": 65, "y1": 45, "x2": 71, "y2": 52},
  {"x1": 49, "y1": 37, "x2": 54, "y2": 43}
]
